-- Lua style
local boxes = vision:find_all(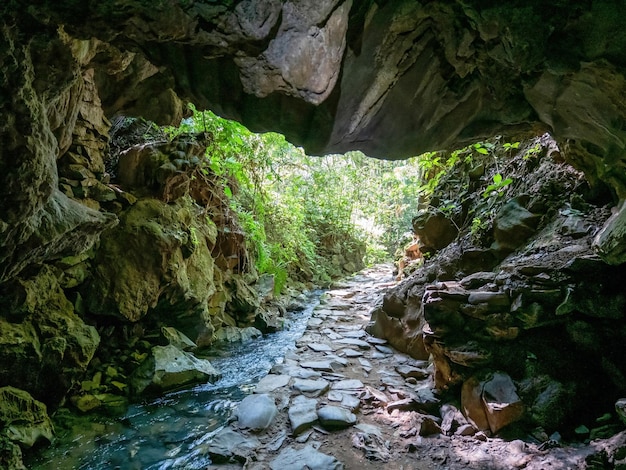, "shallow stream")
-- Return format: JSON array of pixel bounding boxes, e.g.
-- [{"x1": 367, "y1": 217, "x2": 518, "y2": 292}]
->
[{"x1": 30, "y1": 292, "x2": 321, "y2": 470}]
